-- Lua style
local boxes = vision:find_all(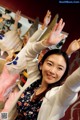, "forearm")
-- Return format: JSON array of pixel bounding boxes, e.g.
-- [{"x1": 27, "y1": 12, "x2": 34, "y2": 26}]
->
[
  {"x1": 66, "y1": 49, "x2": 72, "y2": 57},
  {"x1": 13, "y1": 21, "x2": 18, "y2": 31},
  {"x1": 29, "y1": 27, "x2": 46, "y2": 42},
  {"x1": 65, "y1": 67, "x2": 80, "y2": 92},
  {"x1": 58, "y1": 67, "x2": 80, "y2": 106},
  {"x1": 6, "y1": 37, "x2": 47, "y2": 74},
  {"x1": 6, "y1": 25, "x2": 49, "y2": 74}
]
